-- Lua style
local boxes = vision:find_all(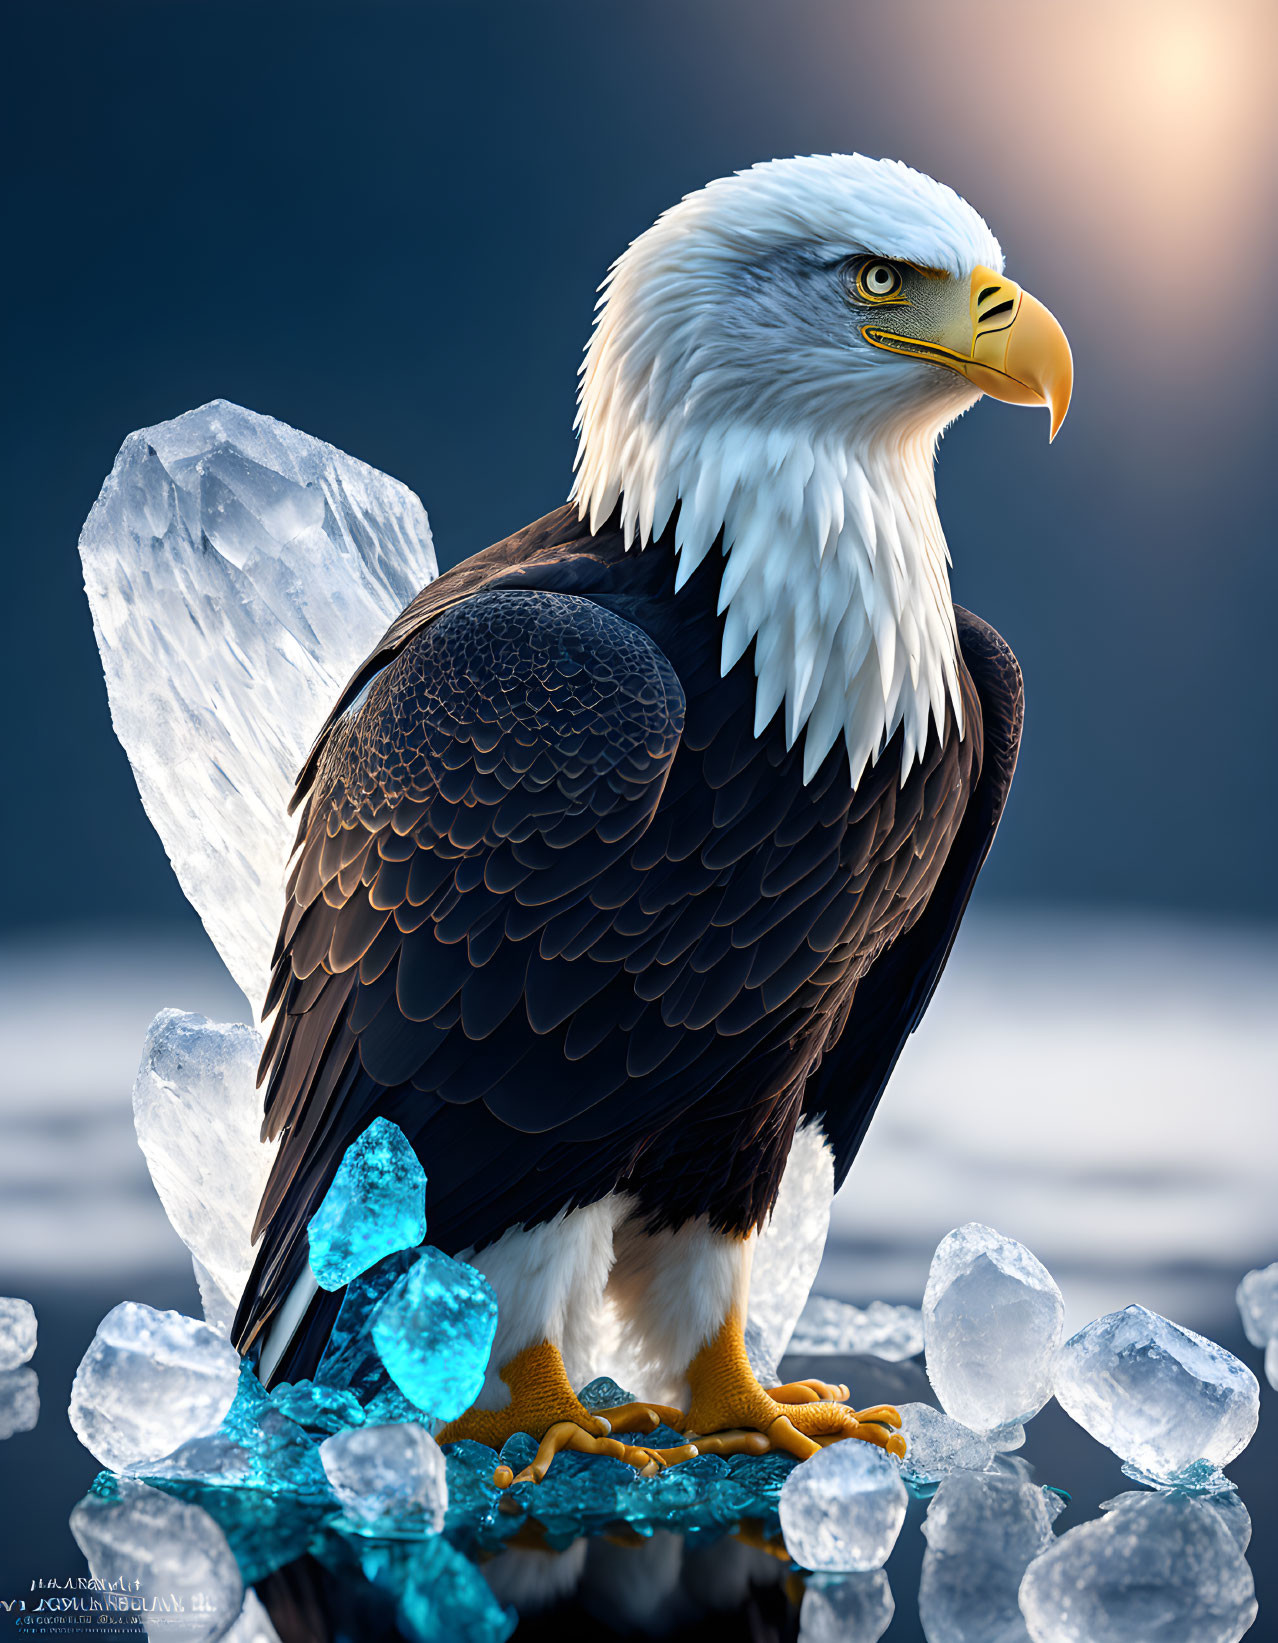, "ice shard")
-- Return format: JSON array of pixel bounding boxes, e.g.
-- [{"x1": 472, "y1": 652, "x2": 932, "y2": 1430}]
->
[
  {"x1": 69, "y1": 1304, "x2": 241, "y2": 1472},
  {"x1": 79, "y1": 399, "x2": 436, "y2": 1011},
  {"x1": 133, "y1": 1010, "x2": 272, "y2": 1313},
  {"x1": 0, "y1": 1297, "x2": 37, "y2": 1369},
  {"x1": 895, "y1": 1402, "x2": 994, "y2": 1488},
  {"x1": 1019, "y1": 1490, "x2": 1257, "y2": 1643},
  {"x1": 1053, "y1": 1304, "x2": 1259, "y2": 1488},
  {"x1": 778, "y1": 1443, "x2": 907, "y2": 1572},
  {"x1": 371, "y1": 1247, "x2": 498, "y2": 1419},
  {"x1": 923, "y1": 1223, "x2": 1064, "y2": 1437},
  {"x1": 308, "y1": 1118, "x2": 427, "y2": 1291}
]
